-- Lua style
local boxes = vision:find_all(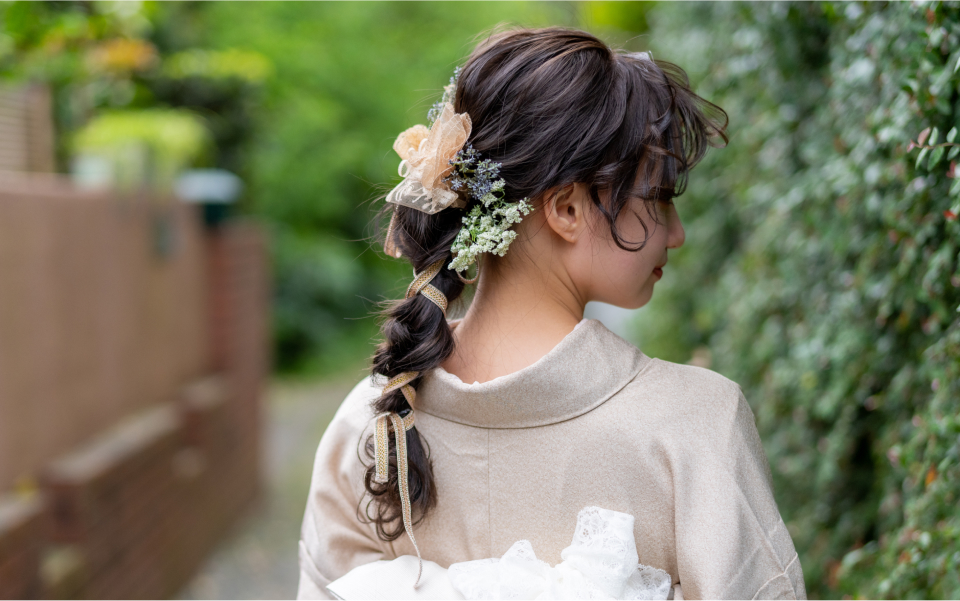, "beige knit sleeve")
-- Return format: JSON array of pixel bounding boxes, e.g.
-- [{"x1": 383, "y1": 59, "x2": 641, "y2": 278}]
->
[
  {"x1": 297, "y1": 378, "x2": 386, "y2": 600},
  {"x1": 672, "y1": 387, "x2": 807, "y2": 600}
]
